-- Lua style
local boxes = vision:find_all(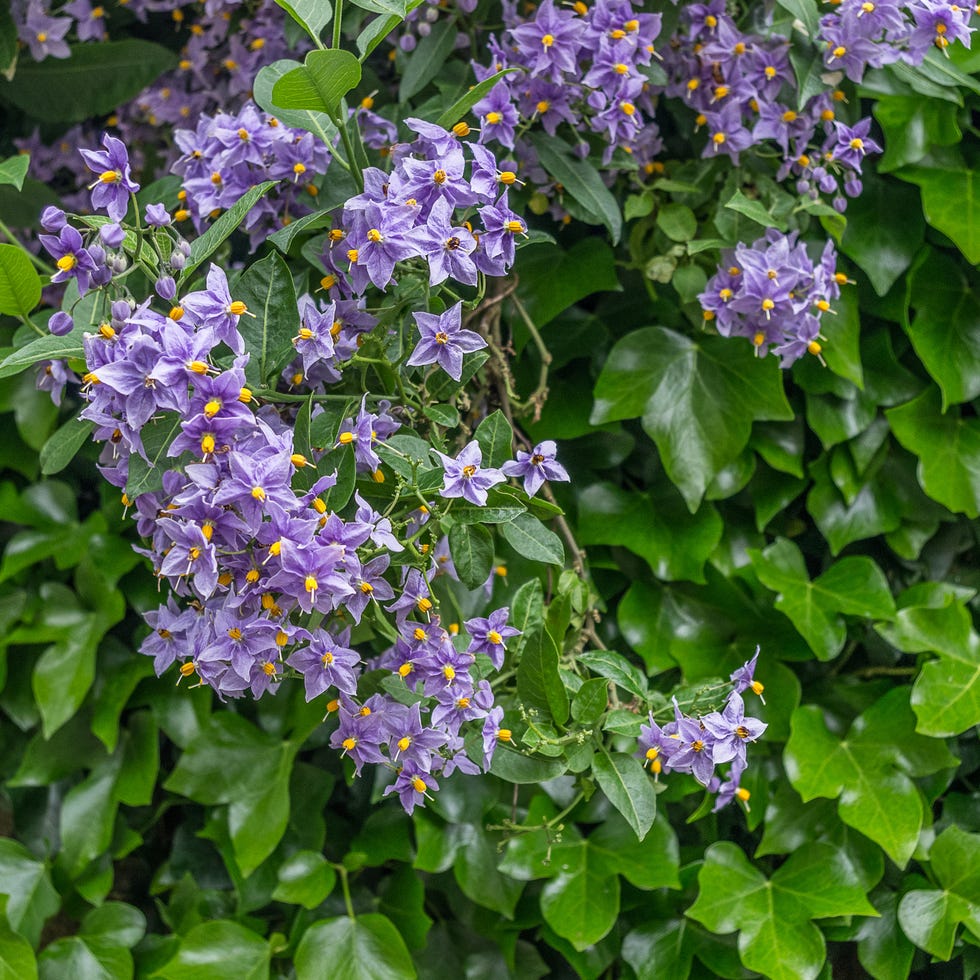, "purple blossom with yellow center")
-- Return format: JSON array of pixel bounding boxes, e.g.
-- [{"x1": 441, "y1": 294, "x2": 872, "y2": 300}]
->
[
  {"x1": 407, "y1": 302, "x2": 486, "y2": 381},
  {"x1": 432, "y1": 440, "x2": 505, "y2": 507},
  {"x1": 79, "y1": 133, "x2": 140, "y2": 222}
]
